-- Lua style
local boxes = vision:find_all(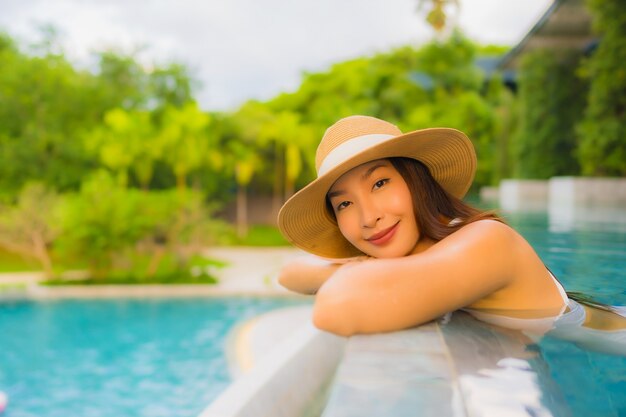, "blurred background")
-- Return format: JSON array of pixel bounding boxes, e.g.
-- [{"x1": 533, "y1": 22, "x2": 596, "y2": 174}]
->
[{"x1": 0, "y1": 0, "x2": 623, "y2": 283}]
